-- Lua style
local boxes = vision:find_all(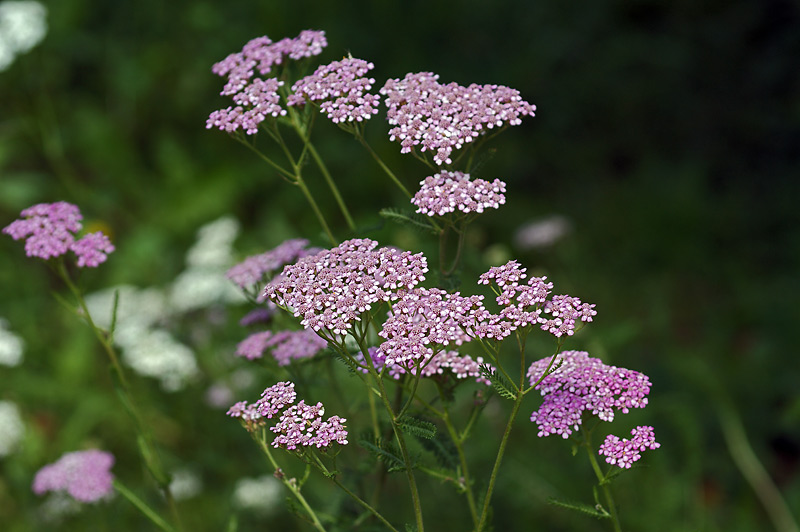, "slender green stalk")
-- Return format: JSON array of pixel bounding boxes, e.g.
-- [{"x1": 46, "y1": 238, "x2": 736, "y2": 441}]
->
[
  {"x1": 718, "y1": 405, "x2": 800, "y2": 532},
  {"x1": 331, "y1": 477, "x2": 400, "y2": 532},
  {"x1": 294, "y1": 176, "x2": 337, "y2": 245},
  {"x1": 440, "y1": 395, "x2": 479, "y2": 528},
  {"x1": 476, "y1": 392, "x2": 523, "y2": 531},
  {"x1": 113, "y1": 480, "x2": 176, "y2": 532},
  {"x1": 57, "y1": 265, "x2": 183, "y2": 531},
  {"x1": 359, "y1": 343, "x2": 425, "y2": 531},
  {"x1": 582, "y1": 427, "x2": 622, "y2": 532},
  {"x1": 355, "y1": 134, "x2": 413, "y2": 198},
  {"x1": 254, "y1": 431, "x2": 327, "y2": 532},
  {"x1": 303, "y1": 137, "x2": 357, "y2": 232}
]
